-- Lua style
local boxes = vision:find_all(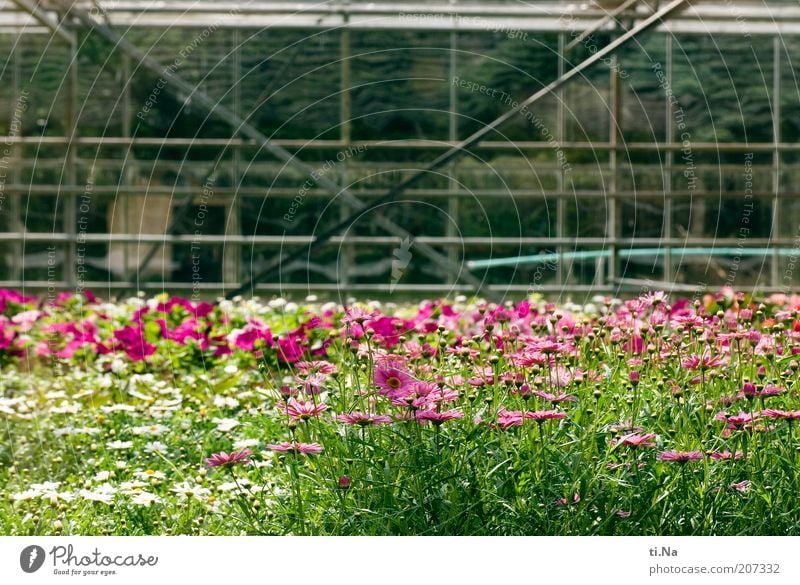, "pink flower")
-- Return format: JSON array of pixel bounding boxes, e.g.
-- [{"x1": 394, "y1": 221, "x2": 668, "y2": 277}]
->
[
  {"x1": 342, "y1": 306, "x2": 379, "y2": 325},
  {"x1": 657, "y1": 450, "x2": 703, "y2": 462},
  {"x1": 496, "y1": 408, "x2": 524, "y2": 430},
  {"x1": 762, "y1": 409, "x2": 800, "y2": 420},
  {"x1": 730, "y1": 480, "x2": 751, "y2": 493},
  {"x1": 277, "y1": 398, "x2": 328, "y2": 420},
  {"x1": 267, "y1": 442, "x2": 324, "y2": 454},
  {"x1": 338, "y1": 476, "x2": 351, "y2": 489},
  {"x1": 681, "y1": 351, "x2": 727, "y2": 370},
  {"x1": 709, "y1": 450, "x2": 744, "y2": 460},
  {"x1": 204, "y1": 449, "x2": 253, "y2": 468},
  {"x1": 615, "y1": 432, "x2": 657, "y2": 448},
  {"x1": 374, "y1": 358, "x2": 415, "y2": 396},
  {"x1": 296, "y1": 360, "x2": 338, "y2": 375},
  {"x1": 524, "y1": 410, "x2": 567, "y2": 422},
  {"x1": 555, "y1": 493, "x2": 581, "y2": 507},
  {"x1": 337, "y1": 412, "x2": 394, "y2": 426},
  {"x1": 415, "y1": 409, "x2": 463, "y2": 425},
  {"x1": 533, "y1": 390, "x2": 576, "y2": 403},
  {"x1": 297, "y1": 373, "x2": 328, "y2": 395}
]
